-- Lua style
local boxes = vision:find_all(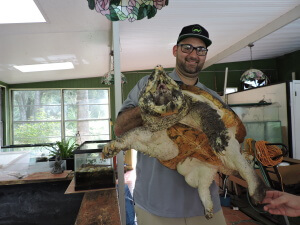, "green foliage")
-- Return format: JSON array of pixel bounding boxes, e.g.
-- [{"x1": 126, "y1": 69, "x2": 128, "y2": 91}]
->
[
  {"x1": 14, "y1": 110, "x2": 61, "y2": 144},
  {"x1": 49, "y1": 139, "x2": 79, "y2": 159}
]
